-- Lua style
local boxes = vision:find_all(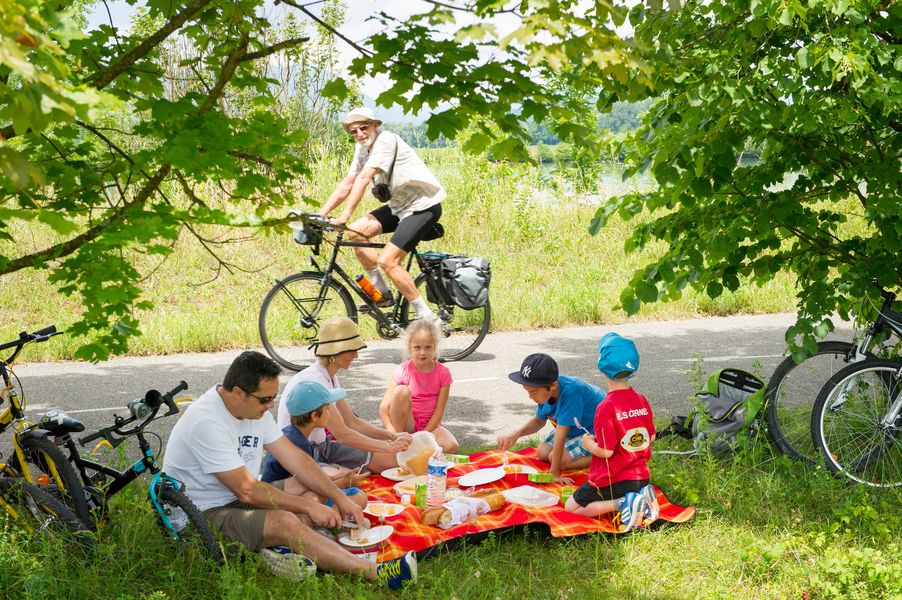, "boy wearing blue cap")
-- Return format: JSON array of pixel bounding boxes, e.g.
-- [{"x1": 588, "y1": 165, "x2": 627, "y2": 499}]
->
[
  {"x1": 564, "y1": 333, "x2": 660, "y2": 532},
  {"x1": 498, "y1": 353, "x2": 606, "y2": 483},
  {"x1": 262, "y1": 381, "x2": 368, "y2": 508}
]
